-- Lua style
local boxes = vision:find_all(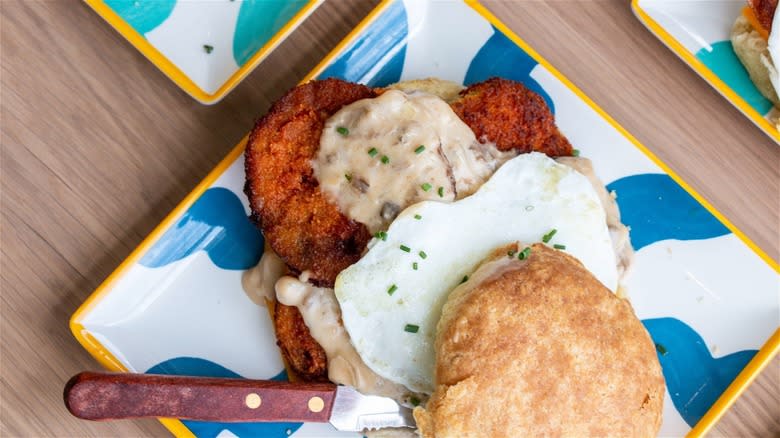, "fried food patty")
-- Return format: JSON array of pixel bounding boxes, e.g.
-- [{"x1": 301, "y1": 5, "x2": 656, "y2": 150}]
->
[
  {"x1": 414, "y1": 244, "x2": 664, "y2": 437},
  {"x1": 450, "y1": 77, "x2": 572, "y2": 156},
  {"x1": 245, "y1": 79, "x2": 377, "y2": 287},
  {"x1": 749, "y1": 0, "x2": 777, "y2": 32},
  {"x1": 273, "y1": 302, "x2": 328, "y2": 382},
  {"x1": 245, "y1": 77, "x2": 573, "y2": 381}
]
